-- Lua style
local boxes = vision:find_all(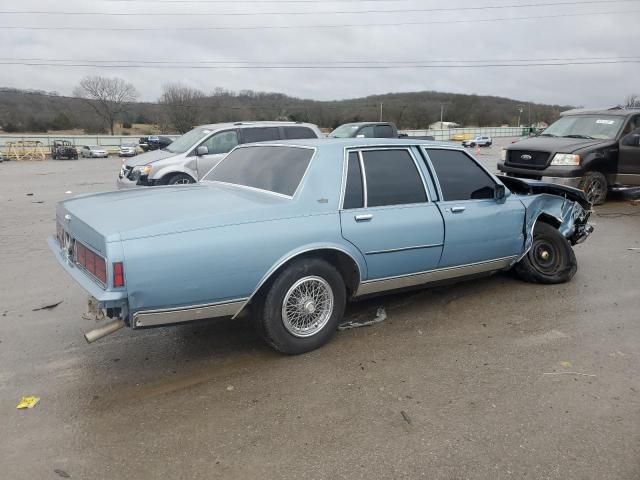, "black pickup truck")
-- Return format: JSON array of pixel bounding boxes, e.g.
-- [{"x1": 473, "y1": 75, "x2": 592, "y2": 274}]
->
[
  {"x1": 328, "y1": 122, "x2": 435, "y2": 141},
  {"x1": 498, "y1": 107, "x2": 640, "y2": 204}
]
